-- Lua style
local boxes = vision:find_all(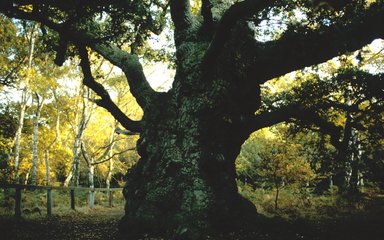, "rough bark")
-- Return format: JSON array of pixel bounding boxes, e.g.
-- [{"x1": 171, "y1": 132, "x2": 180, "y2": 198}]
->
[
  {"x1": 120, "y1": 96, "x2": 257, "y2": 239},
  {"x1": 119, "y1": 26, "x2": 260, "y2": 239},
  {"x1": 120, "y1": 2, "x2": 384, "y2": 238}
]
